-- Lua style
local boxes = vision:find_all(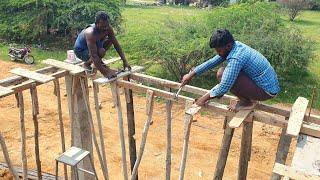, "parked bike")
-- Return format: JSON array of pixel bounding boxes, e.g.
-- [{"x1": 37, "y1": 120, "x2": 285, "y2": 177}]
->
[{"x1": 8, "y1": 46, "x2": 35, "y2": 64}]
